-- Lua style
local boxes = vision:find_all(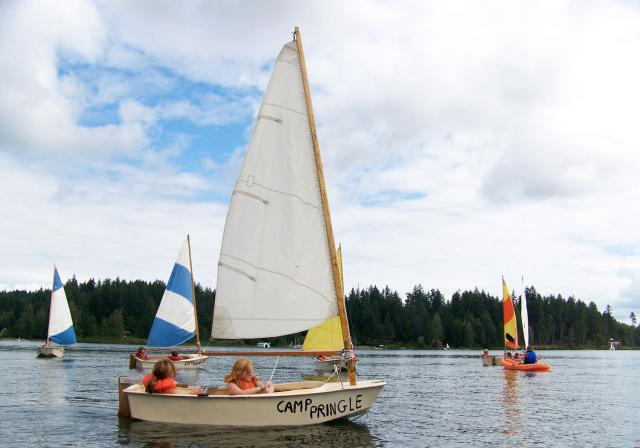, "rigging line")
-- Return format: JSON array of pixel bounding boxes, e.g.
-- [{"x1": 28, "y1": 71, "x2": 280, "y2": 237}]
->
[
  {"x1": 269, "y1": 356, "x2": 280, "y2": 382},
  {"x1": 334, "y1": 364, "x2": 345, "y2": 389}
]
